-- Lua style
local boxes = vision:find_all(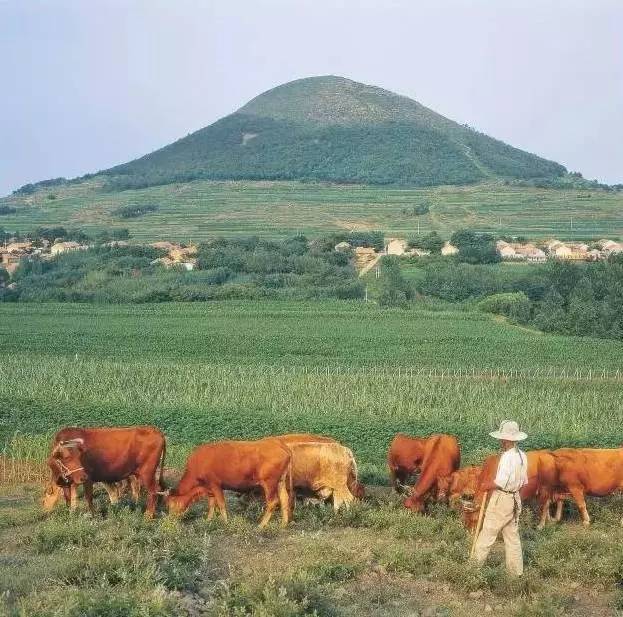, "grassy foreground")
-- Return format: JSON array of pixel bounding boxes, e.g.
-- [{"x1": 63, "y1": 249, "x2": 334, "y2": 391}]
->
[
  {"x1": 2, "y1": 301, "x2": 623, "y2": 615},
  {"x1": 2, "y1": 178, "x2": 622, "y2": 241},
  {"x1": 2, "y1": 484, "x2": 623, "y2": 616}
]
